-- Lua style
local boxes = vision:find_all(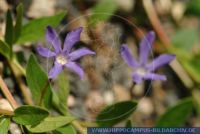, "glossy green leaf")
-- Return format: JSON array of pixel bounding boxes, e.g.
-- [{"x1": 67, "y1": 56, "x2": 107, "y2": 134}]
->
[
  {"x1": 17, "y1": 12, "x2": 66, "y2": 44},
  {"x1": 0, "y1": 116, "x2": 10, "y2": 134},
  {"x1": 26, "y1": 54, "x2": 52, "y2": 108},
  {"x1": 90, "y1": 0, "x2": 118, "y2": 26},
  {"x1": 156, "y1": 98, "x2": 194, "y2": 127},
  {"x1": 53, "y1": 125, "x2": 76, "y2": 134},
  {"x1": 171, "y1": 28, "x2": 199, "y2": 52},
  {"x1": 5, "y1": 10, "x2": 14, "y2": 46},
  {"x1": 14, "y1": 3, "x2": 23, "y2": 43},
  {"x1": 12, "y1": 105, "x2": 49, "y2": 125},
  {"x1": 96, "y1": 101, "x2": 137, "y2": 127},
  {"x1": 0, "y1": 40, "x2": 10, "y2": 59},
  {"x1": 26, "y1": 116, "x2": 75, "y2": 133}
]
